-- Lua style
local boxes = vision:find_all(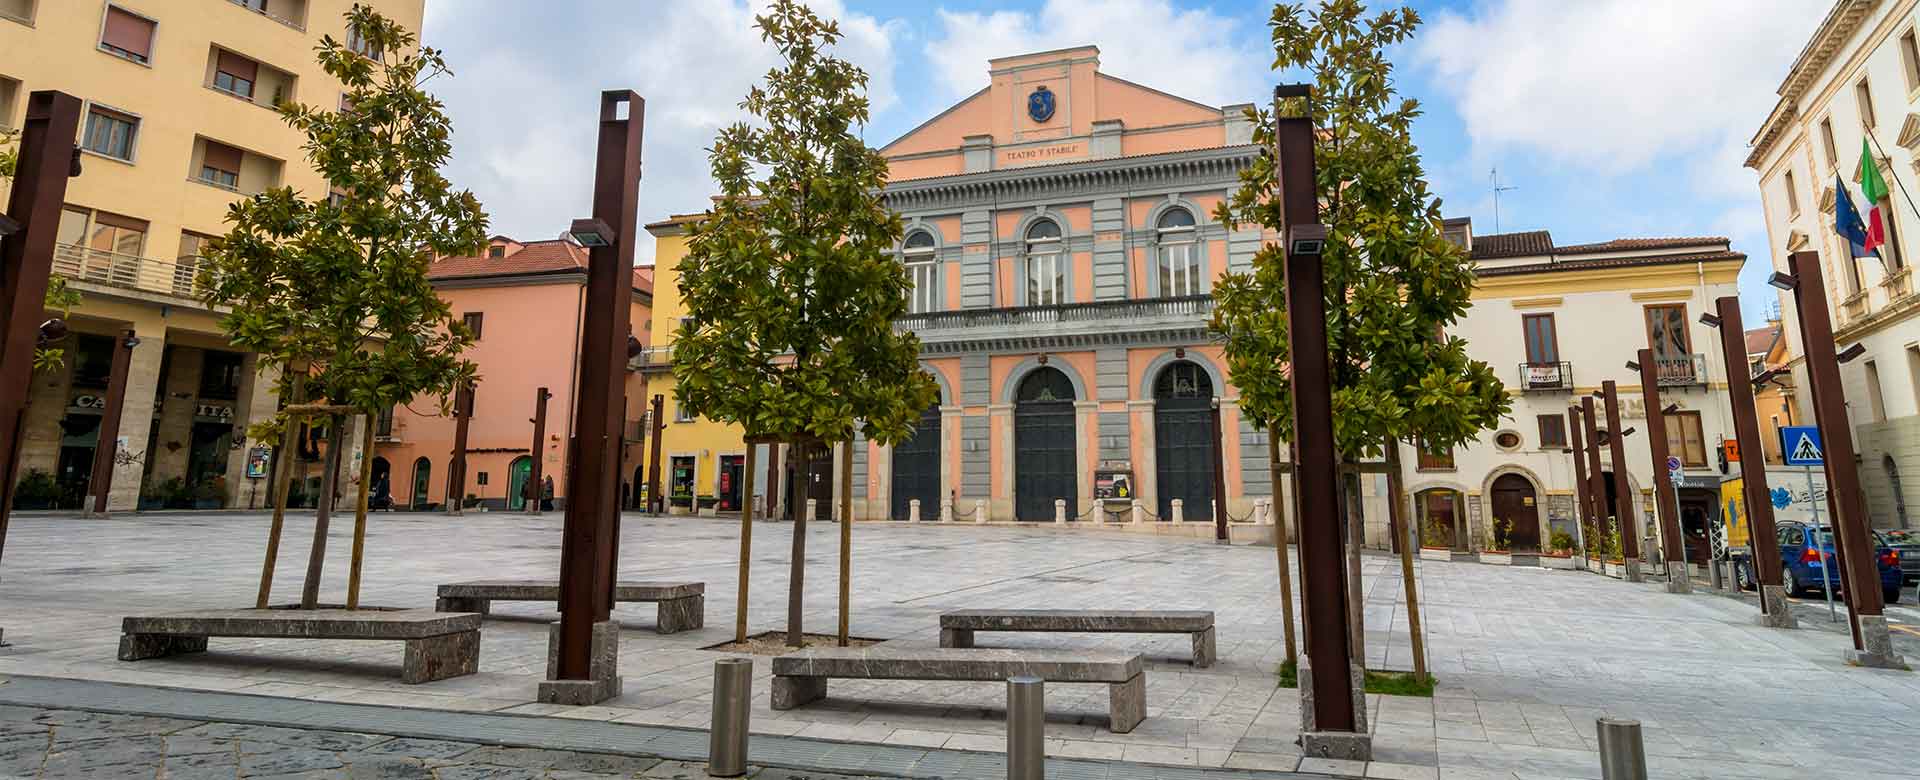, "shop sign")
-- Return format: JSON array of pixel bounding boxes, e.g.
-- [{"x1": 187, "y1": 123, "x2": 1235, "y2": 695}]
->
[
  {"x1": 245, "y1": 446, "x2": 271, "y2": 479},
  {"x1": 68, "y1": 393, "x2": 107, "y2": 412},
  {"x1": 194, "y1": 404, "x2": 234, "y2": 420}
]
